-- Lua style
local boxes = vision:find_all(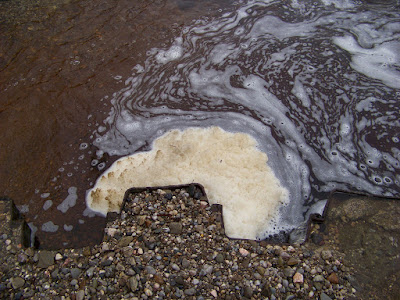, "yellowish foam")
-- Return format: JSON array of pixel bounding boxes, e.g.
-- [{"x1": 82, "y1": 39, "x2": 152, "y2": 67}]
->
[{"x1": 86, "y1": 126, "x2": 288, "y2": 240}]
